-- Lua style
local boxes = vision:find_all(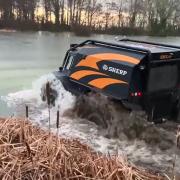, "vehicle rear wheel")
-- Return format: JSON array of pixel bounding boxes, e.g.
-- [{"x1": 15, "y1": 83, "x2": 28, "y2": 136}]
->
[
  {"x1": 176, "y1": 108, "x2": 180, "y2": 123},
  {"x1": 172, "y1": 98, "x2": 180, "y2": 123},
  {"x1": 87, "y1": 112, "x2": 108, "y2": 128},
  {"x1": 74, "y1": 94, "x2": 110, "y2": 128}
]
